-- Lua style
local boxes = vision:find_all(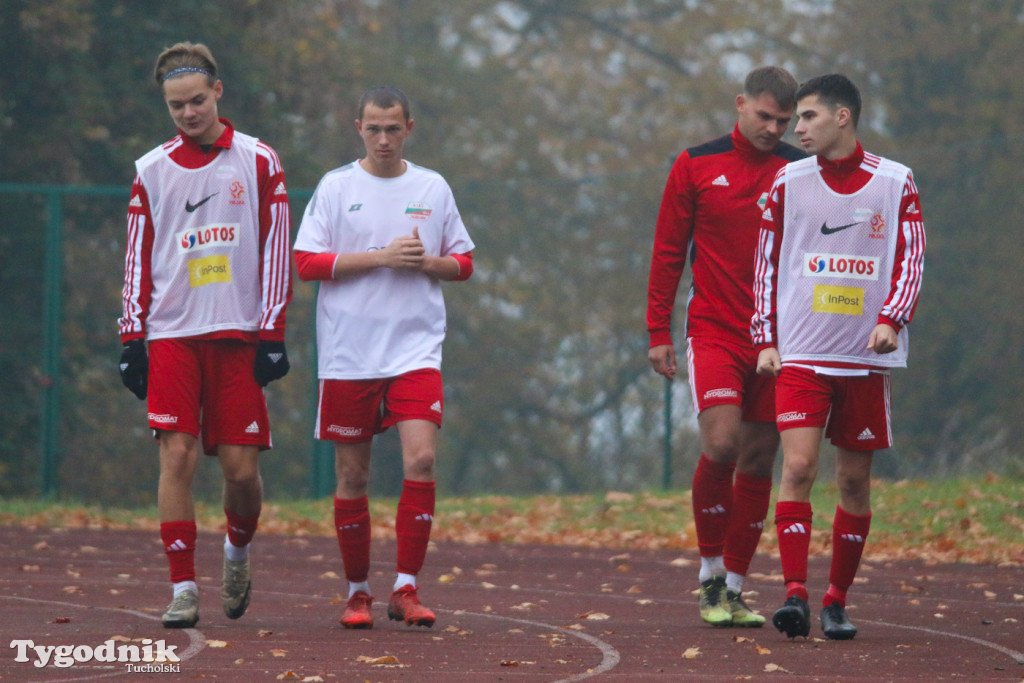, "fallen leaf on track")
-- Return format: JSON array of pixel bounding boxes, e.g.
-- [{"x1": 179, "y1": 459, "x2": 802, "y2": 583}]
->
[
  {"x1": 576, "y1": 611, "x2": 610, "y2": 620},
  {"x1": 355, "y1": 655, "x2": 406, "y2": 668}
]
